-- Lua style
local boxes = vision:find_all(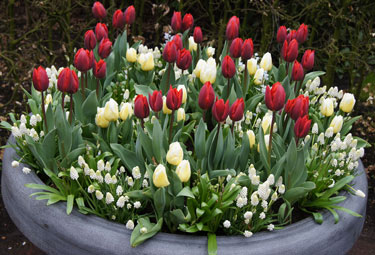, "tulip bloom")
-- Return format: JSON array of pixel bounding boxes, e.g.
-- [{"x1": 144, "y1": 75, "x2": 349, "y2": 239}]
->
[
  {"x1": 166, "y1": 142, "x2": 183, "y2": 166},
  {"x1": 163, "y1": 41, "x2": 177, "y2": 63},
  {"x1": 112, "y1": 9, "x2": 125, "y2": 29},
  {"x1": 134, "y1": 95, "x2": 150, "y2": 119},
  {"x1": 193, "y1": 26, "x2": 203, "y2": 43},
  {"x1": 241, "y1": 39, "x2": 253, "y2": 61},
  {"x1": 247, "y1": 58, "x2": 257, "y2": 75},
  {"x1": 92, "y1": 2, "x2": 106, "y2": 20},
  {"x1": 177, "y1": 85, "x2": 187, "y2": 104},
  {"x1": 98, "y1": 38, "x2": 112, "y2": 59},
  {"x1": 265, "y1": 82, "x2": 286, "y2": 112},
  {"x1": 302, "y1": 50, "x2": 315, "y2": 71},
  {"x1": 230, "y1": 38, "x2": 243, "y2": 58},
  {"x1": 84, "y1": 30, "x2": 96, "y2": 50},
  {"x1": 226, "y1": 16, "x2": 239, "y2": 41},
  {"x1": 294, "y1": 115, "x2": 311, "y2": 139},
  {"x1": 126, "y1": 48, "x2": 137, "y2": 63},
  {"x1": 329, "y1": 115, "x2": 343, "y2": 133},
  {"x1": 32, "y1": 66, "x2": 49, "y2": 92},
  {"x1": 198, "y1": 82, "x2": 215, "y2": 110},
  {"x1": 95, "y1": 107, "x2": 109, "y2": 128},
  {"x1": 229, "y1": 98, "x2": 245, "y2": 122},
  {"x1": 296, "y1": 24, "x2": 308, "y2": 44},
  {"x1": 103, "y1": 98, "x2": 119, "y2": 122},
  {"x1": 124, "y1": 5, "x2": 136, "y2": 25},
  {"x1": 253, "y1": 68, "x2": 264, "y2": 85},
  {"x1": 247, "y1": 130, "x2": 256, "y2": 149},
  {"x1": 177, "y1": 108, "x2": 186, "y2": 122},
  {"x1": 200, "y1": 58, "x2": 217, "y2": 84},
  {"x1": 222, "y1": 55, "x2": 236, "y2": 79},
  {"x1": 277, "y1": 26, "x2": 287, "y2": 44},
  {"x1": 260, "y1": 52, "x2": 272, "y2": 71},
  {"x1": 320, "y1": 98, "x2": 334, "y2": 117},
  {"x1": 291, "y1": 60, "x2": 304, "y2": 81},
  {"x1": 212, "y1": 97, "x2": 229, "y2": 123},
  {"x1": 74, "y1": 48, "x2": 92, "y2": 72},
  {"x1": 149, "y1": 90, "x2": 163, "y2": 112},
  {"x1": 120, "y1": 102, "x2": 133, "y2": 121},
  {"x1": 182, "y1": 13, "x2": 194, "y2": 31},
  {"x1": 138, "y1": 52, "x2": 154, "y2": 71},
  {"x1": 339, "y1": 93, "x2": 356, "y2": 113},
  {"x1": 282, "y1": 39, "x2": 299, "y2": 63},
  {"x1": 176, "y1": 160, "x2": 191, "y2": 182},
  {"x1": 172, "y1": 35, "x2": 183, "y2": 51},
  {"x1": 286, "y1": 30, "x2": 297, "y2": 43},
  {"x1": 153, "y1": 164, "x2": 170, "y2": 188},
  {"x1": 57, "y1": 68, "x2": 79, "y2": 94},
  {"x1": 166, "y1": 85, "x2": 183, "y2": 110},
  {"x1": 285, "y1": 95, "x2": 309, "y2": 121},
  {"x1": 93, "y1": 59, "x2": 106, "y2": 79},
  {"x1": 95, "y1": 23, "x2": 108, "y2": 42},
  {"x1": 171, "y1": 11, "x2": 182, "y2": 32}
]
